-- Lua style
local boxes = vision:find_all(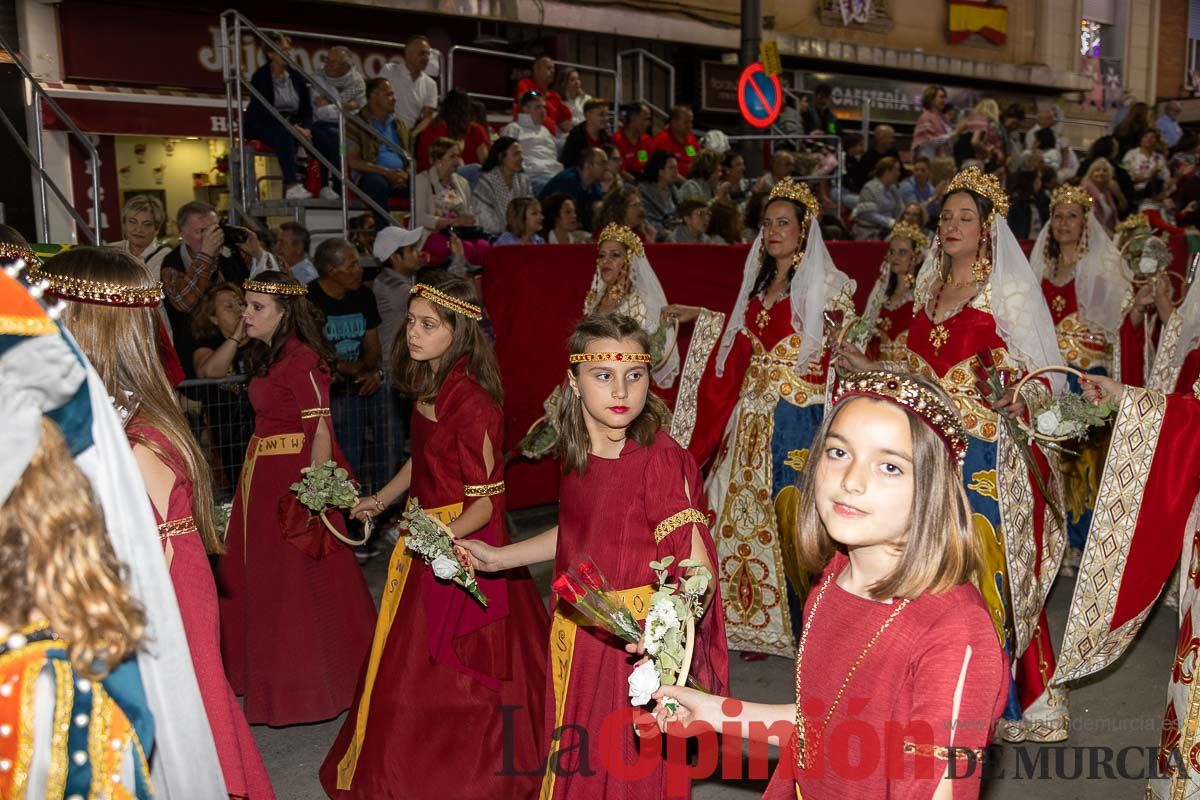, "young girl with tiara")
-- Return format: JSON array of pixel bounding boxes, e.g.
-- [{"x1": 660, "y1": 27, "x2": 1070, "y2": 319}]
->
[
  {"x1": 321, "y1": 273, "x2": 548, "y2": 799},
  {"x1": 652, "y1": 370, "x2": 1008, "y2": 799},
  {"x1": 460, "y1": 312, "x2": 729, "y2": 800}
]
